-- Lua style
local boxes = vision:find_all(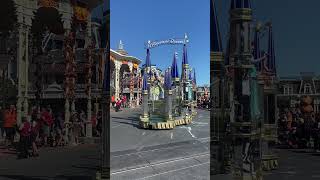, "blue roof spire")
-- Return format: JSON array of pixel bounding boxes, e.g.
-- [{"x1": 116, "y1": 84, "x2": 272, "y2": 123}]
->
[
  {"x1": 189, "y1": 68, "x2": 193, "y2": 80},
  {"x1": 230, "y1": 0, "x2": 251, "y2": 10},
  {"x1": 211, "y1": 0, "x2": 223, "y2": 52},
  {"x1": 182, "y1": 44, "x2": 188, "y2": 65},
  {"x1": 253, "y1": 29, "x2": 262, "y2": 71},
  {"x1": 142, "y1": 71, "x2": 148, "y2": 91},
  {"x1": 267, "y1": 25, "x2": 276, "y2": 74},
  {"x1": 171, "y1": 52, "x2": 179, "y2": 79},
  {"x1": 146, "y1": 48, "x2": 151, "y2": 67}
]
